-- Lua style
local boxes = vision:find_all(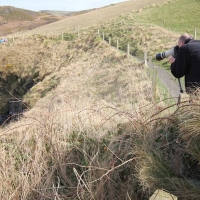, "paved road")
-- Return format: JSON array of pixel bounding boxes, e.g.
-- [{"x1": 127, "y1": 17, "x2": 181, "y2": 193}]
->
[
  {"x1": 150, "y1": 62, "x2": 181, "y2": 99},
  {"x1": 133, "y1": 54, "x2": 182, "y2": 100}
]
